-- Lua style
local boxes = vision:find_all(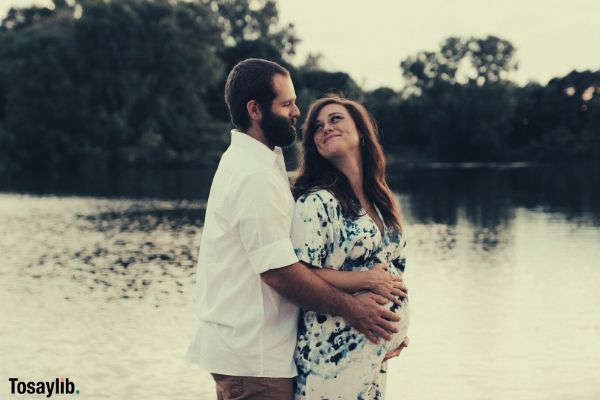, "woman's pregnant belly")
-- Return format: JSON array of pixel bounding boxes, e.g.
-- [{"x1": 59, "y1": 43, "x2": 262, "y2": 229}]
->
[
  {"x1": 385, "y1": 297, "x2": 410, "y2": 353},
  {"x1": 296, "y1": 298, "x2": 410, "y2": 377}
]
